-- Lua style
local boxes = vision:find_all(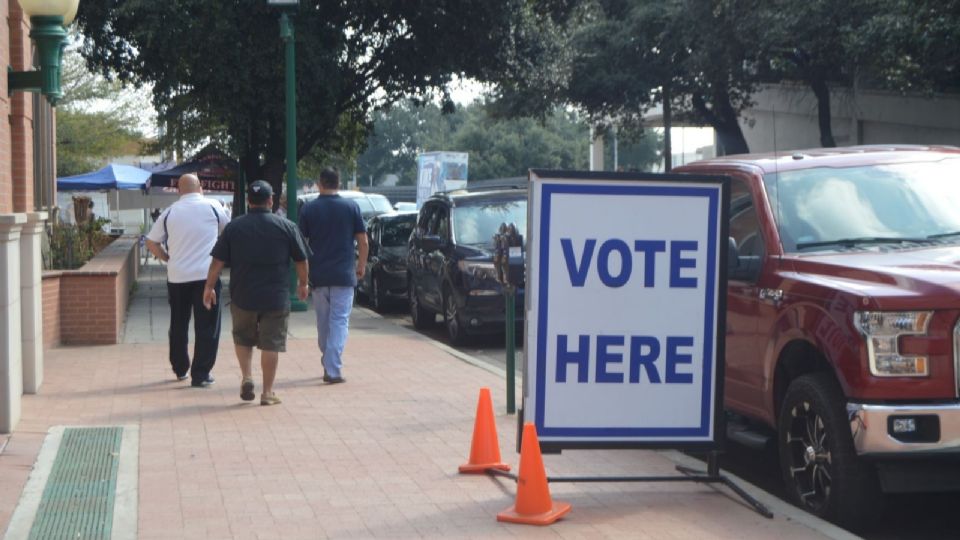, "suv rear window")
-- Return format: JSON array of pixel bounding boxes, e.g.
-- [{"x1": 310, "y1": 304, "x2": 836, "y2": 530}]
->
[
  {"x1": 382, "y1": 215, "x2": 415, "y2": 246},
  {"x1": 452, "y1": 199, "x2": 527, "y2": 247}
]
